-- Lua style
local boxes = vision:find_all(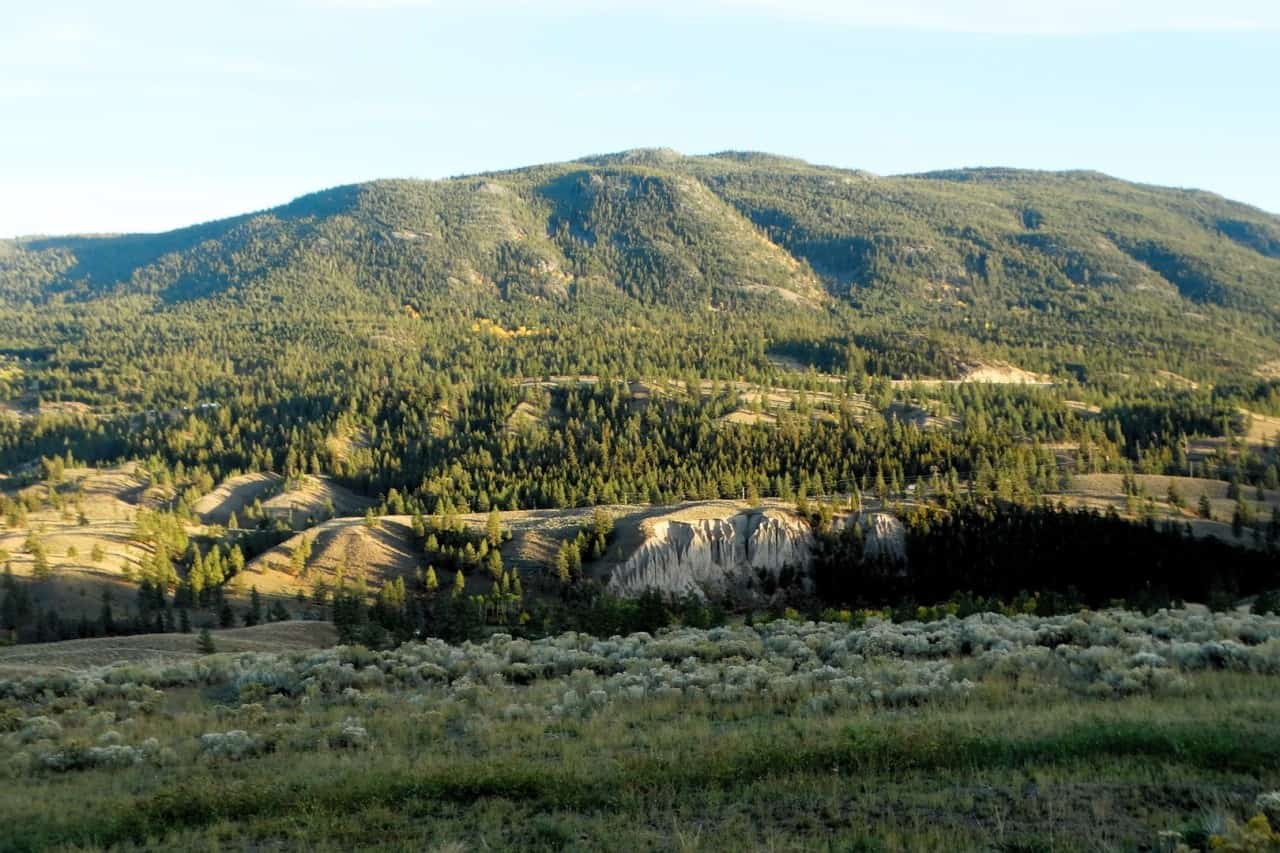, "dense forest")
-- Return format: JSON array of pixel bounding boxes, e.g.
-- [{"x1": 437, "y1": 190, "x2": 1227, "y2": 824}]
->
[{"x1": 2, "y1": 150, "x2": 1280, "y2": 645}]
